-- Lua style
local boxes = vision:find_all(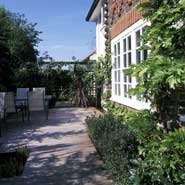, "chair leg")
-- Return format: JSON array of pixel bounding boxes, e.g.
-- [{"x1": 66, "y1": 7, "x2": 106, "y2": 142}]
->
[
  {"x1": 28, "y1": 110, "x2": 30, "y2": 121},
  {"x1": 4, "y1": 115, "x2": 7, "y2": 131},
  {"x1": 23, "y1": 105, "x2": 27, "y2": 118},
  {"x1": 21, "y1": 107, "x2": 24, "y2": 123},
  {"x1": 46, "y1": 108, "x2": 48, "y2": 120},
  {"x1": 0, "y1": 120, "x2": 2, "y2": 137},
  {"x1": 16, "y1": 108, "x2": 18, "y2": 121}
]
